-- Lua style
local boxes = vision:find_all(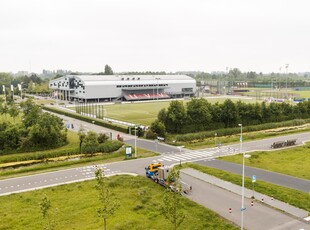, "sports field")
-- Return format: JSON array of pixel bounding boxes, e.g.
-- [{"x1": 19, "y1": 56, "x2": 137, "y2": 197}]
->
[{"x1": 74, "y1": 97, "x2": 258, "y2": 126}]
